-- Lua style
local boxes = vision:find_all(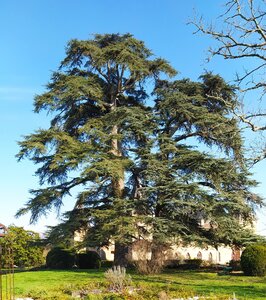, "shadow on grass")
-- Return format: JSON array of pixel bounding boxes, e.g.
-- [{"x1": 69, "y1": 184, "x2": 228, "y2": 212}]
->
[{"x1": 131, "y1": 270, "x2": 266, "y2": 299}]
